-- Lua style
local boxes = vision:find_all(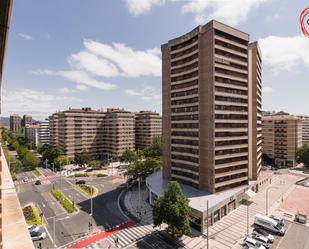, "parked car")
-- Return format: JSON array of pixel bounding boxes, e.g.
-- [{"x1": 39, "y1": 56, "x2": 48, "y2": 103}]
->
[
  {"x1": 30, "y1": 231, "x2": 46, "y2": 241},
  {"x1": 35, "y1": 180, "x2": 41, "y2": 185},
  {"x1": 269, "y1": 215, "x2": 284, "y2": 226},
  {"x1": 251, "y1": 233, "x2": 270, "y2": 248},
  {"x1": 253, "y1": 228, "x2": 274, "y2": 243},
  {"x1": 254, "y1": 214, "x2": 285, "y2": 235},
  {"x1": 76, "y1": 179, "x2": 86, "y2": 184},
  {"x1": 28, "y1": 225, "x2": 39, "y2": 233},
  {"x1": 295, "y1": 213, "x2": 307, "y2": 224},
  {"x1": 242, "y1": 236, "x2": 266, "y2": 249}
]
